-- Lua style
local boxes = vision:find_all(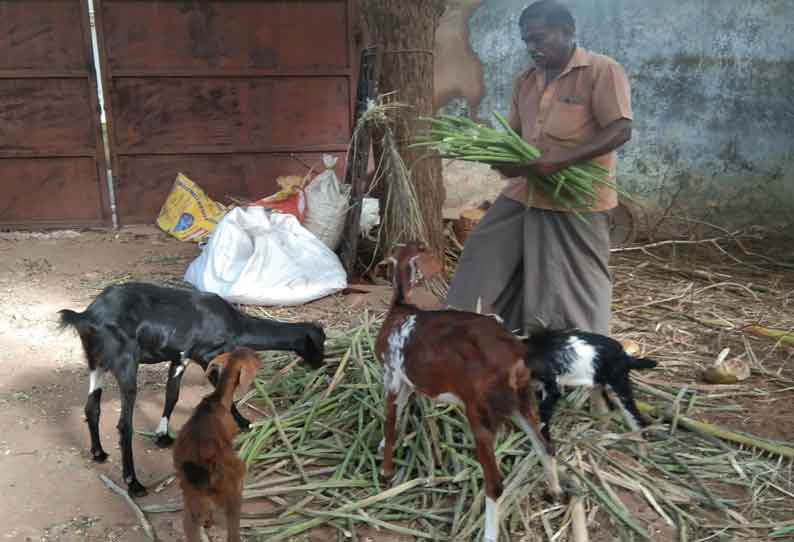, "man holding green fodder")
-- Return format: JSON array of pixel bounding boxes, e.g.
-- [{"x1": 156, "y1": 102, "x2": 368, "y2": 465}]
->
[{"x1": 445, "y1": 0, "x2": 633, "y2": 336}]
